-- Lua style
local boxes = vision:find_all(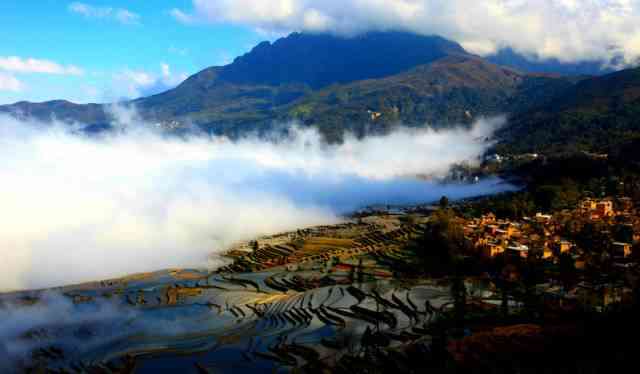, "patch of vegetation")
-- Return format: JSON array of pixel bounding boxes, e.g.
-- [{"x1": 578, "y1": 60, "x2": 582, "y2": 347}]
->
[{"x1": 497, "y1": 67, "x2": 640, "y2": 154}]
